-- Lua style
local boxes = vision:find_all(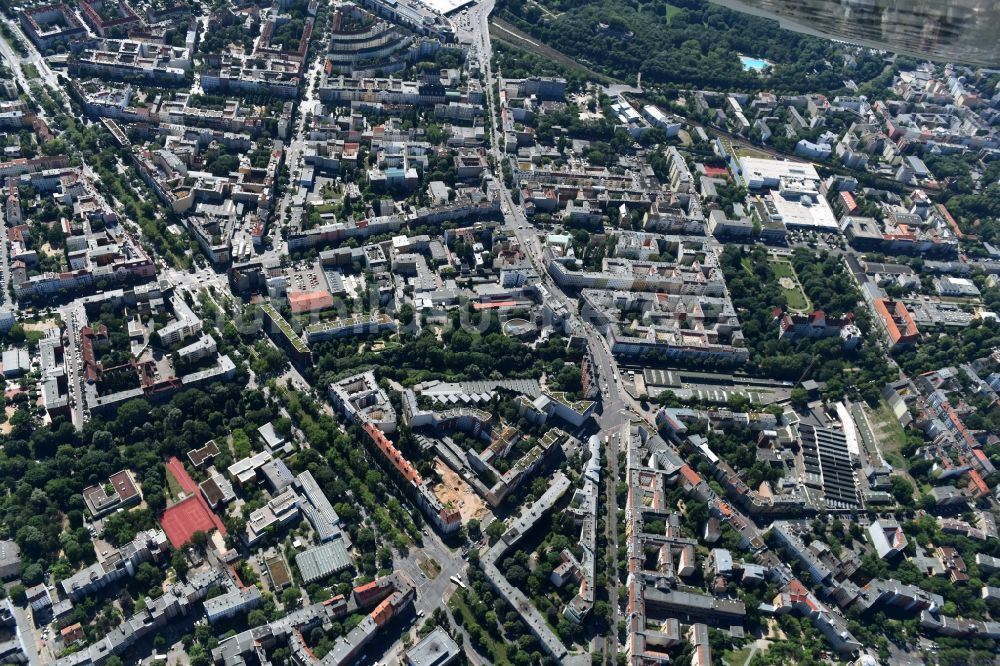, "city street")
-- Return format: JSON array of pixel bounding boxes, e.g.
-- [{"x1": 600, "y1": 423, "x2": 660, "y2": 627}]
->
[
  {"x1": 0, "y1": 19, "x2": 71, "y2": 115},
  {"x1": 457, "y1": 2, "x2": 656, "y2": 654},
  {"x1": 56, "y1": 301, "x2": 88, "y2": 427},
  {"x1": 376, "y1": 530, "x2": 467, "y2": 663},
  {"x1": 0, "y1": 28, "x2": 31, "y2": 100}
]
